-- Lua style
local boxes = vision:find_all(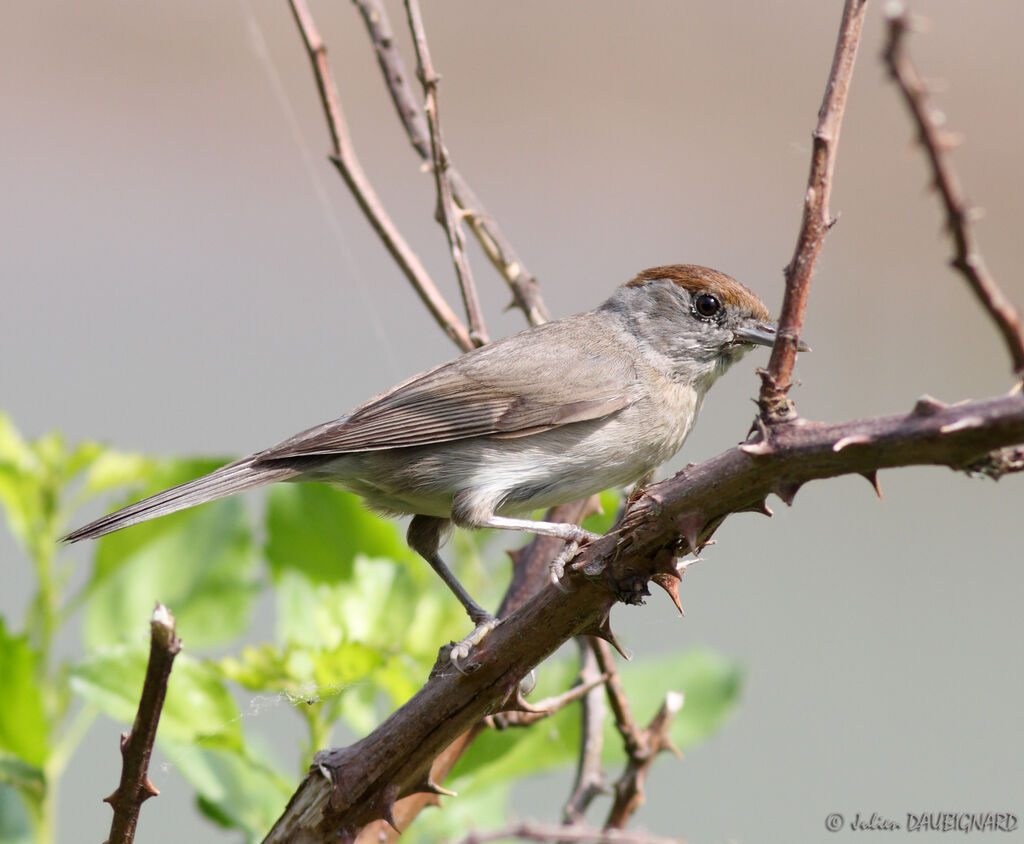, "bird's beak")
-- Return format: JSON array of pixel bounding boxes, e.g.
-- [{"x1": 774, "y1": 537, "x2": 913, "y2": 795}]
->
[{"x1": 733, "y1": 322, "x2": 811, "y2": 352}]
